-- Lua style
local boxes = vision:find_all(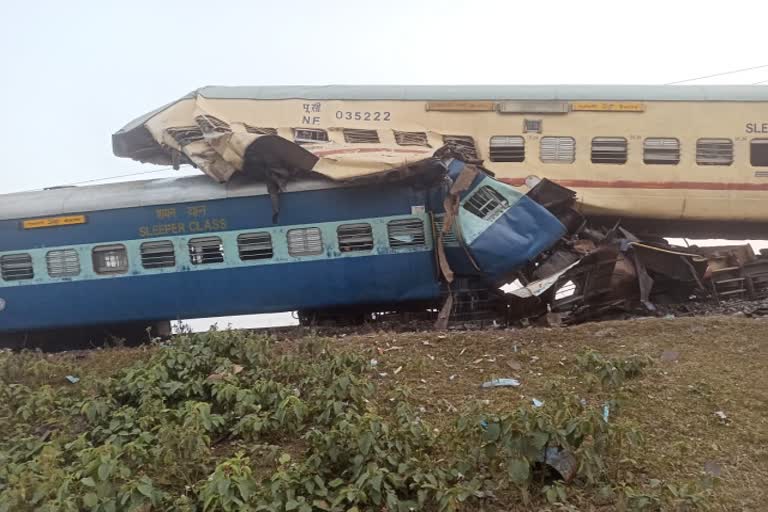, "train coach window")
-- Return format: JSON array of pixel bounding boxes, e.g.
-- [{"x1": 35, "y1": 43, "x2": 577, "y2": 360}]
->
[
  {"x1": 337, "y1": 223, "x2": 374, "y2": 252},
  {"x1": 141, "y1": 241, "x2": 176, "y2": 269},
  {"x1": 189, "y1": 237, "x2": 224, "y2": 265},
  {"x1": 443, "y1": 135, "x2": 479, "y2": 159},
  {"x1": 343, "y1": 129, "x2": 380, "y2": 144},
  {"x1": 394, "y1": 130, "x2": 429, "y2": 146},
  {"x1": 237, "y1": 232, "x2": 273, "y2": 260},
  {"x1": 697, "y1": 138, "x2": 733, "y2": 166},
  {"x1": 244, "y1": 125, "x2": 277, "y2": 136},
  {"x1": 294, "y1": 128, "x2": 328, "y2": 144},
  {"x1": 387, "y1": 219, "x2": 426, "y2": 248},
  {"x1": 591, "y1": 137, "x2": 628, "y2": 164},
  {"x1": 92, "y1": 244, "x2": 129, "y2": 275},
  {"x1": 750, "y1": 139, "x2": 768, "y2": 167},
  {"x1": 643, "y1": 138, "x2": 680, "y2": 165},
  {"x1": 287, "y1": 228, "x2": 324, "y2": 256},
  {"x1": 46, "y1": 249, "x2": 80, "y2": 277},
  {"x1": 540, "y1": 137, "x2": 575, "y2": 163},
  {"x1": 489, "y1": 136, "x2": 525, "y2": 162},
  {"x1": 464, "y1": 186, "x2": 509, "y2": 219},
  {"x1": 1, "y1": 254, "x2": 34, "y2": 281}
]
